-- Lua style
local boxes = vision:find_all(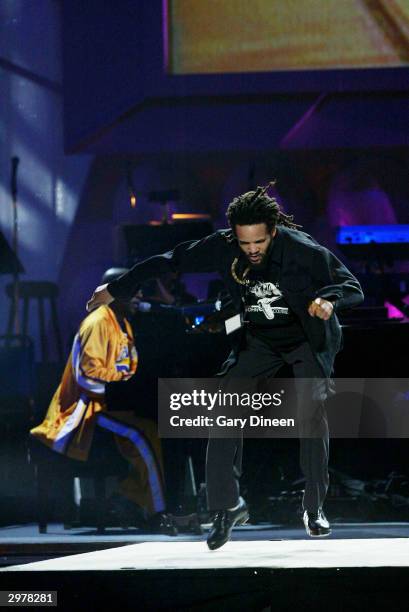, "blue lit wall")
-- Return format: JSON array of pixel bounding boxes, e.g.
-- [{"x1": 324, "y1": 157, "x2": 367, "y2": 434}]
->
[{"x1": 0, "y1": 0, "x2": 92, "y2": 358}]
